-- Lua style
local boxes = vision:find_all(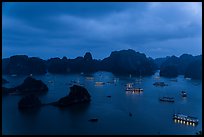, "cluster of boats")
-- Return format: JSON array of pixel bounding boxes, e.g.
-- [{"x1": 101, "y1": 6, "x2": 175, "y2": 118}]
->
[{"x1": 152, "y1": 80, "x2": 197, "y2": 126}]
